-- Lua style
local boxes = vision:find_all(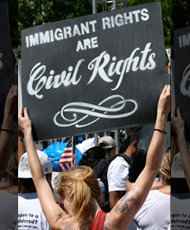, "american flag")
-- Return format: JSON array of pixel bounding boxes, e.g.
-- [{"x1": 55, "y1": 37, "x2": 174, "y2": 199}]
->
[{"x1": 59, "y1": 147, "x2": 75, "y2": 171}]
